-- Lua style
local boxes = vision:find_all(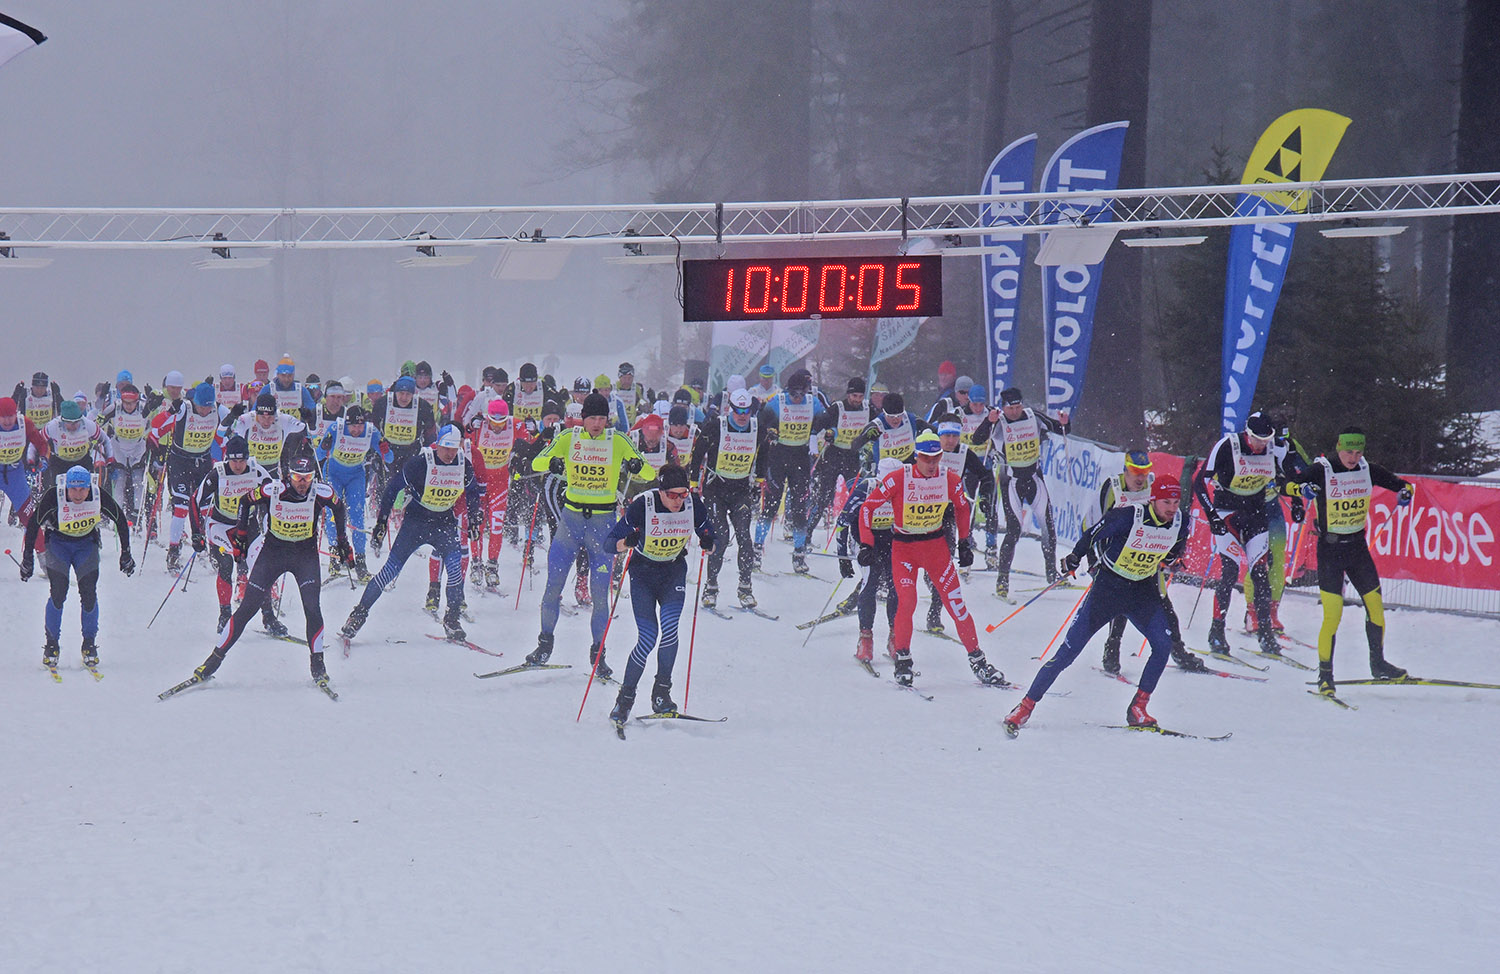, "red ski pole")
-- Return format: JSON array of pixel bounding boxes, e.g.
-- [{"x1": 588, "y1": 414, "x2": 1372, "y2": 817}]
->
[
  {"x1": 682, "y1": 548, "x2": 706, "y2": 710},
  {"x1": 1037, "y1": 580, "x2": 1091, "y2": 661},
  {"x1": 515, "y1": 492, "x2": 542, "y2": 611},
  {"x1": 577, "y1": 548, "x2": 633, "y2": 721}
]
